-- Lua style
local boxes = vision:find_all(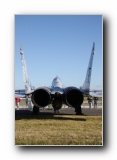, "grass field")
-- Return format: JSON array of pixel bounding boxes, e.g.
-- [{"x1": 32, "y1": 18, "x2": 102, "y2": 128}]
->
[{"x1": 15, "y1": 115, "x2": 102, "y2": 146}]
